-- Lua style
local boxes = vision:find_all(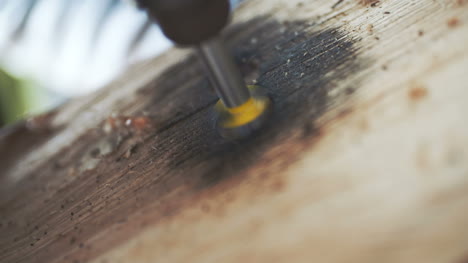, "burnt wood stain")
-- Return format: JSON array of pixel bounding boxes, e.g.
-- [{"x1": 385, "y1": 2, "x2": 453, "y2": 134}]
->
[
  {"x1": 0, "y1": 17, "x2": 367, "y2": 262},
  {"x1": 142, "y1": 17, "x2": 364, "y2": 187}
]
